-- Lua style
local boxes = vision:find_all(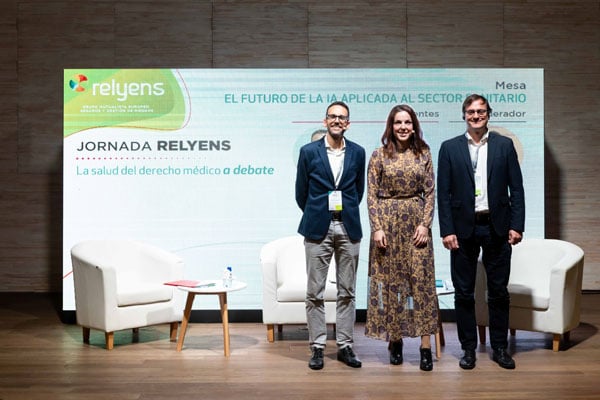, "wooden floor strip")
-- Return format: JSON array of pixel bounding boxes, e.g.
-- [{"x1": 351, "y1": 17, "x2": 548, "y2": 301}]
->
[{"x1": 1, "y1": 293, "x2": 599, "y2": 399}]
